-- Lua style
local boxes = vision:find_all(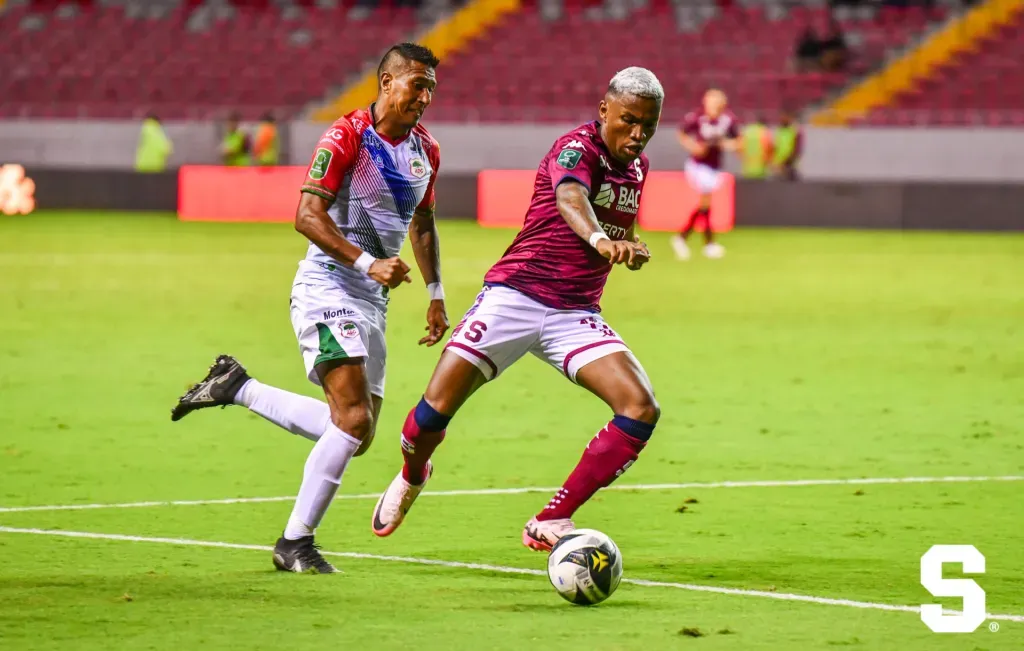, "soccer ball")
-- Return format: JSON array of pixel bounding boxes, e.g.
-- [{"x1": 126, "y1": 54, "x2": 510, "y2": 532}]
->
[{"x1": 546, "y1": 528, "x2": 623, "y2": 605}]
